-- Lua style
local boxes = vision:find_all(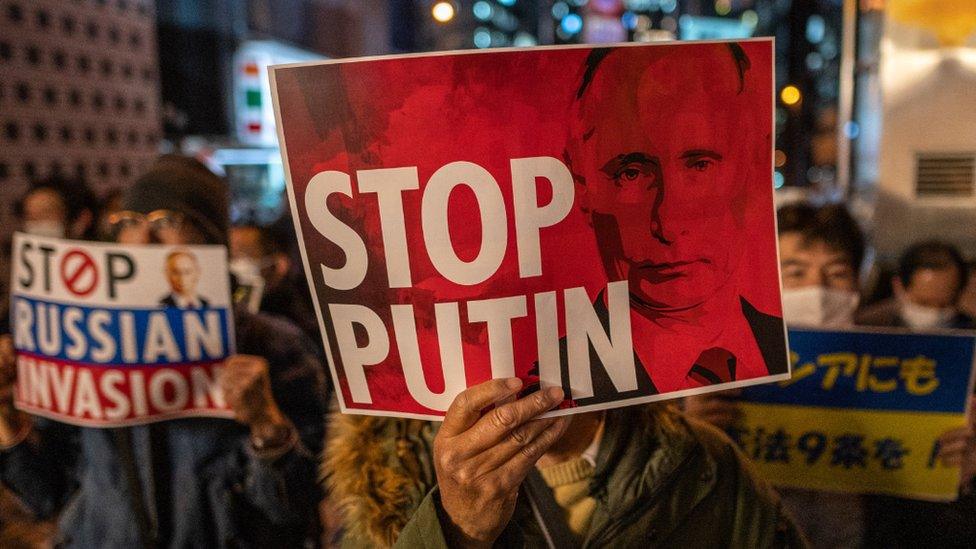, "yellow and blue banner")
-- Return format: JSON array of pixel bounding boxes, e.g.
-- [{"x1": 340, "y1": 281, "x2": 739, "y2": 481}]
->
[{"x1": 738, "y1": 327, "x2": 976, "y2": 501}]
